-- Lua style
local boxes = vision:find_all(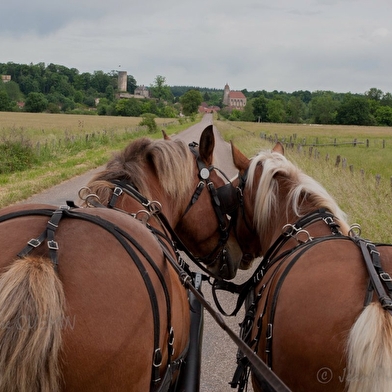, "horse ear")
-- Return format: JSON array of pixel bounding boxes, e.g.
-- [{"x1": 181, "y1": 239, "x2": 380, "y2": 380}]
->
[
  {"x1": 162, "y1": 130, "x2": 170, "y2": 140},
  {"x1": 199, "y1": 125, "x2": 215, "y2": 165},
  {"x1": 272, "y1": 142, "x2": 284, "y2": 155},
  {"x1": 231, "y1": 141, "x2": 250, "y2": 172}
]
